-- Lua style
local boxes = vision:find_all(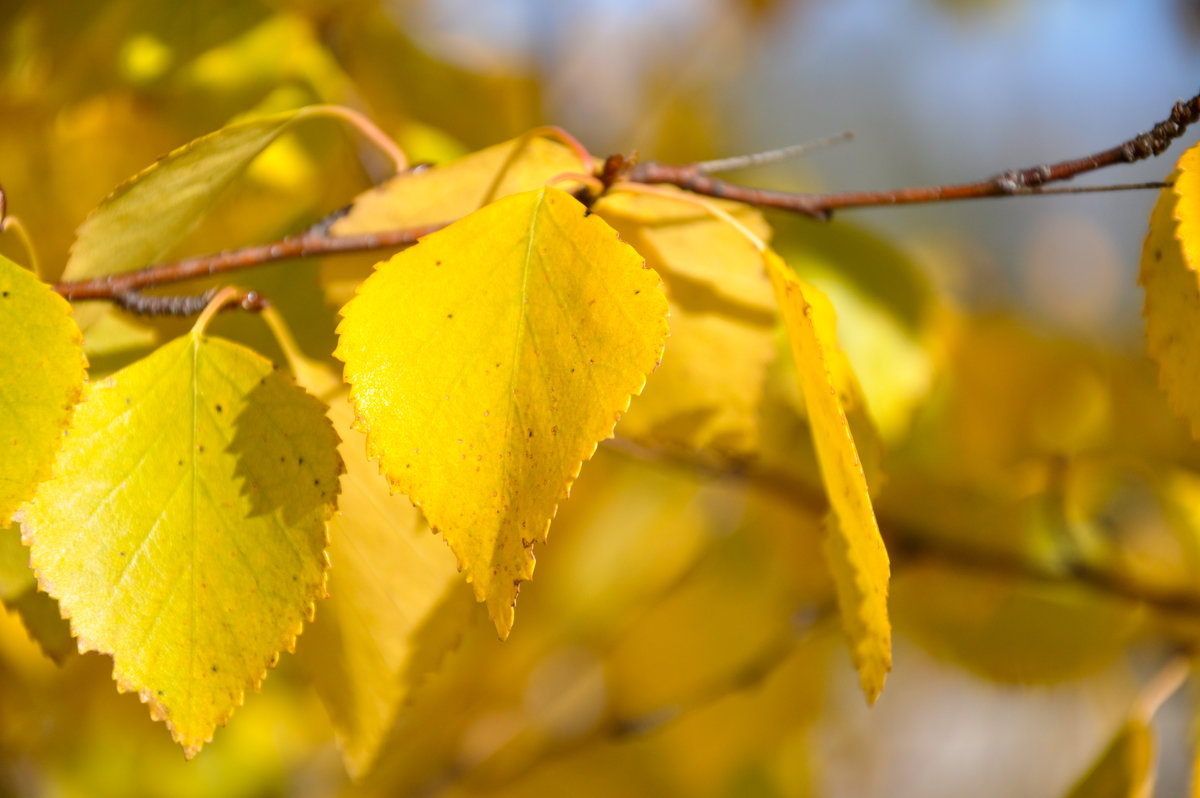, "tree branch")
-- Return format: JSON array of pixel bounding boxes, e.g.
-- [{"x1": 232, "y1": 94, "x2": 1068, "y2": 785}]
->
[
  {"x1": 623, "y1": 91, "x2": 1200, "y2": 219},
  {"x1": 52, "y1": 224, "x2": 446, "y2": 303}
]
